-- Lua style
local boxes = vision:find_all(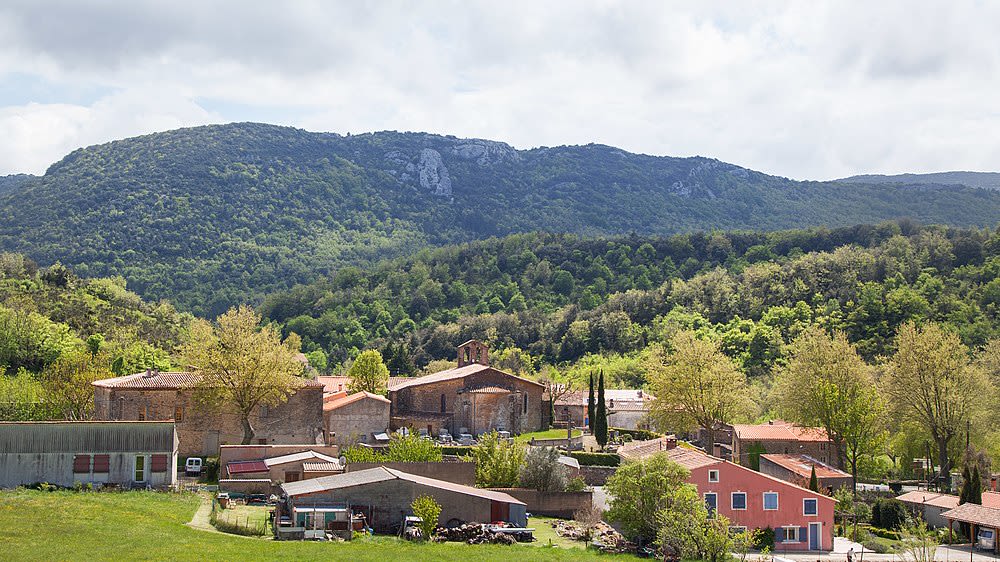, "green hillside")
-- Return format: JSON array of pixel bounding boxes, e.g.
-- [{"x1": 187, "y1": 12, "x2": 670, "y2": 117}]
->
[{"x1": 2, "y1": 123, "x2": 998, "y2": 315}]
